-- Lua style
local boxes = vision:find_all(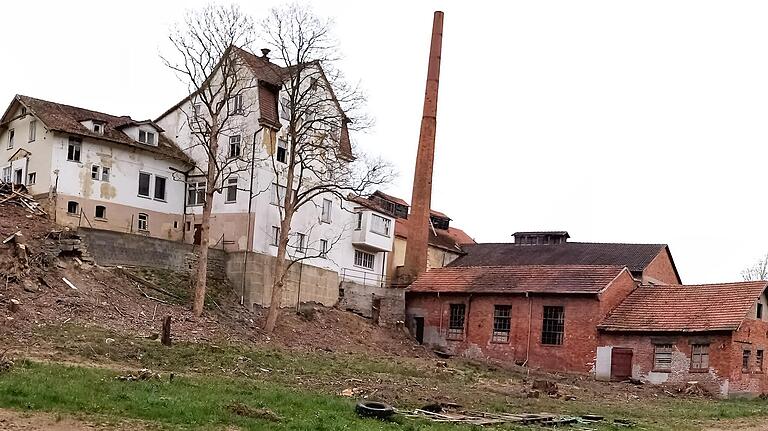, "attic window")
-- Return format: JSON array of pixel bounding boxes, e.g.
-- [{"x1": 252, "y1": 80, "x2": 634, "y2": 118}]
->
[
  {"x1": 21, "y1": 107, "x2": 27, "y2": 116},
  {"x1": 93, "y1": 122, "x2": 104, "y2": 135},
  {"x1": 138, "y1": 130, "x2": 156, "y2": 145}
]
